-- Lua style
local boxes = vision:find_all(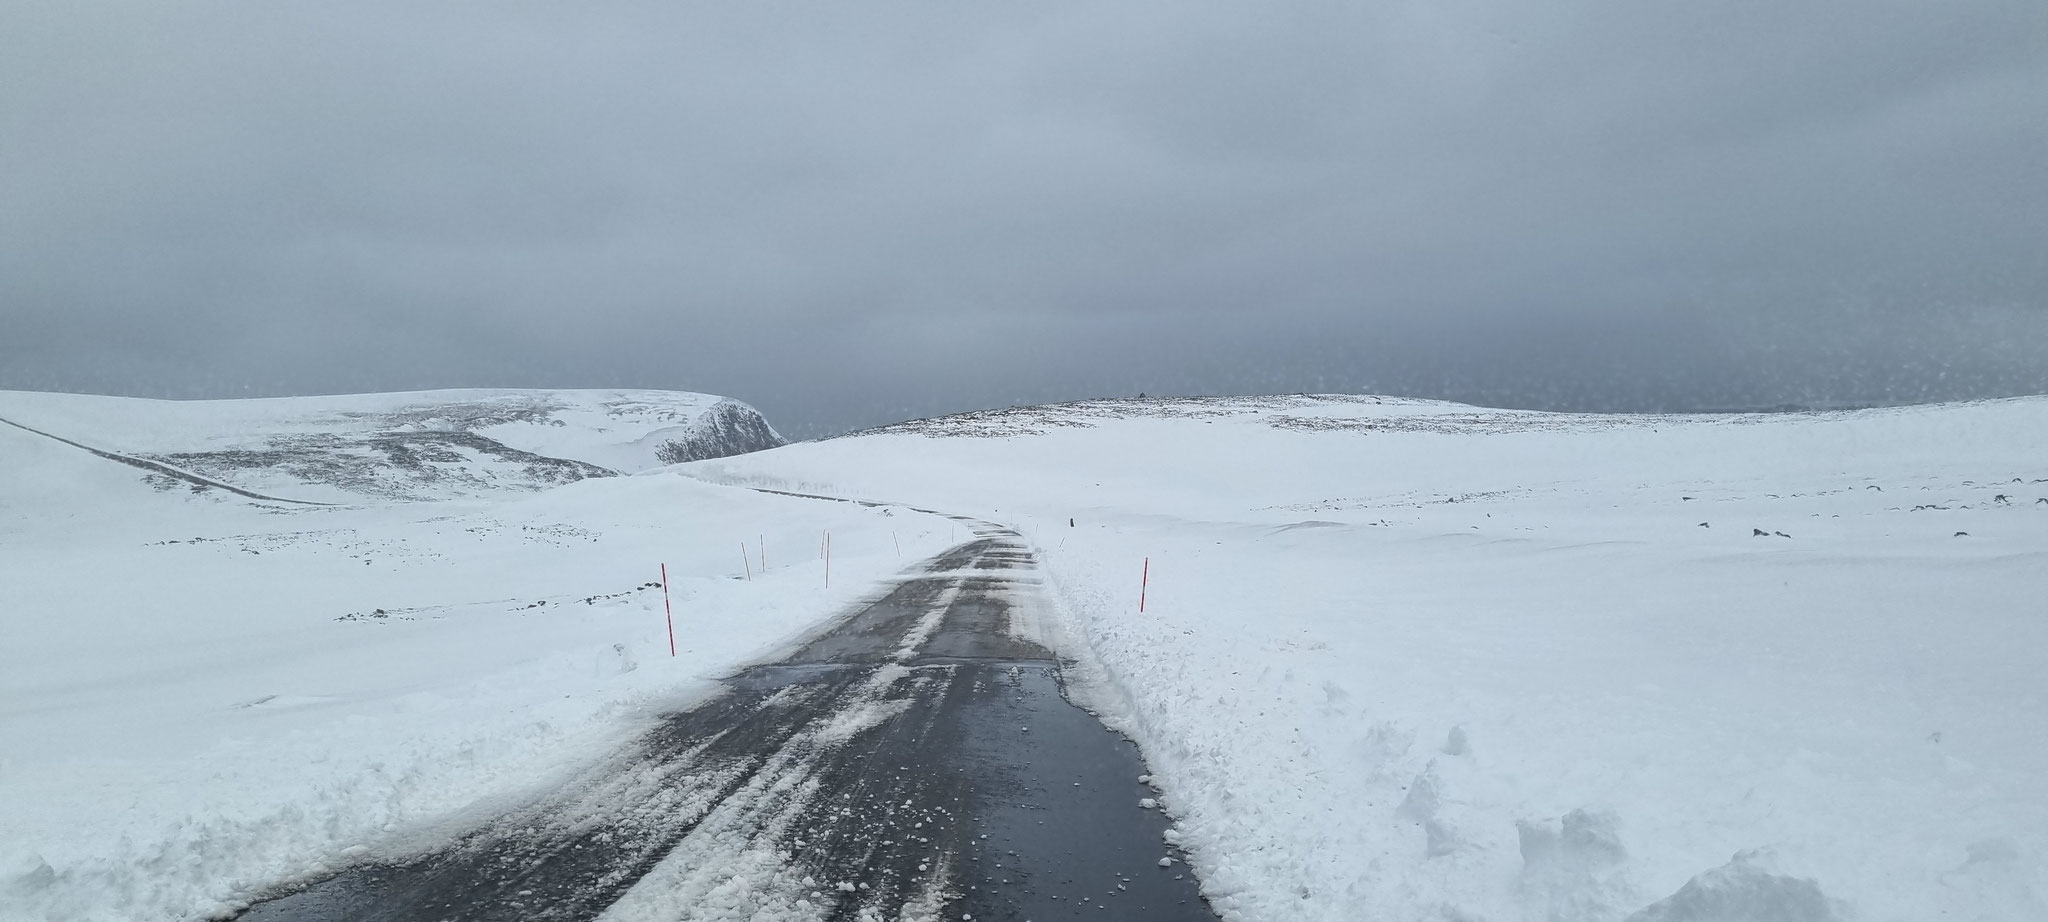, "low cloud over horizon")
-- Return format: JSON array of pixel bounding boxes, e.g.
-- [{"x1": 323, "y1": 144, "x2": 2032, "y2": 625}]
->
[{"x1": 4, "y1": 1, "x2": 2043, "y2": 437}]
